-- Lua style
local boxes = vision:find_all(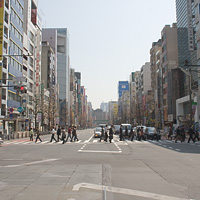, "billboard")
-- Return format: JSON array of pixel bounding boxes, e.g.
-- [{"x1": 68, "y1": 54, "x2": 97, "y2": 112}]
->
[{"x1": 0, "y1": 0, "x2": 4, "y2": 109}]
